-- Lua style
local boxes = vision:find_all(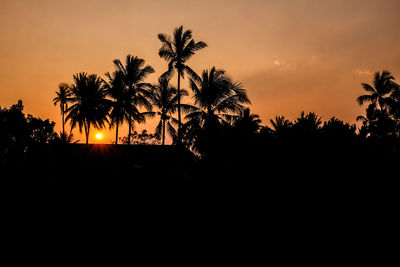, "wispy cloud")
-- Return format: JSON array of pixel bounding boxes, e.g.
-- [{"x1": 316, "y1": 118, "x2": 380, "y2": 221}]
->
[
  {"x1": 273, "y1": 60, "x2": 285, "y2": 67},
  {"x1": 273, "y1": 59, "x2": 296, "y2": 70},
  {"x1": 355, "y1": 68, "x2": 372, "y2": 76}
]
